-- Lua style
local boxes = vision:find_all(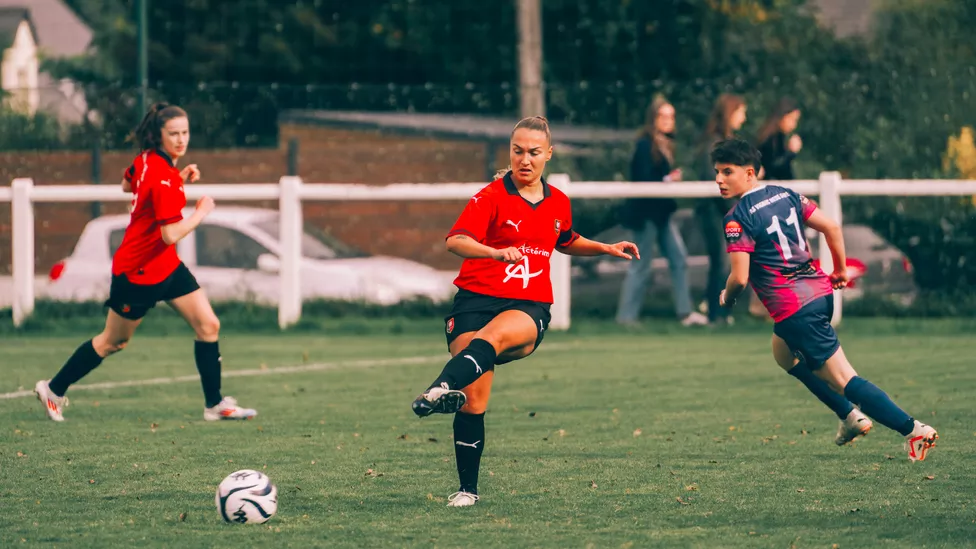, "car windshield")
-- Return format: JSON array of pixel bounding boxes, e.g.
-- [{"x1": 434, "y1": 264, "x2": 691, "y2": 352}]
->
[{"x1": 255, "y1": 215, "x2": 367, "y2": 260}]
